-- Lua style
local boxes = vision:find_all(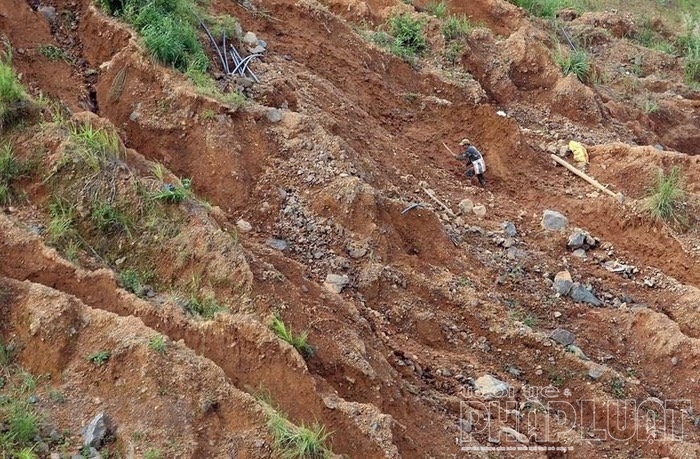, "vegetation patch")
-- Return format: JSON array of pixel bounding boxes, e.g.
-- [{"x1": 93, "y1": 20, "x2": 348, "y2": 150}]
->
[
  {"x1": 0, "y1": 143, "x2": 33, "y2": 206},
  {"x1": 646, "y1": 166, "x2": 687, "y2": 226},
  {"x1": 266, "y1": 408, "x2": 332, "y2": 459},
  {"x1": 441, "y1": 15, "x2": 472, "y2": 41},
  {"x1": 271, "y1": 313, "x2": 314, "y2": 359},
  {"x1": 508, "y1": 0, "x2": 577, "y2": 18},
  {"x1": 0, "y1": 46, "x2": 36, "y2": 130},
  {"x1": 388, "y1": 13, "x2": 428, "y2": 61},
  {"x1": 554, "y1": 46, "x2": 592, "y2": 83}
]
